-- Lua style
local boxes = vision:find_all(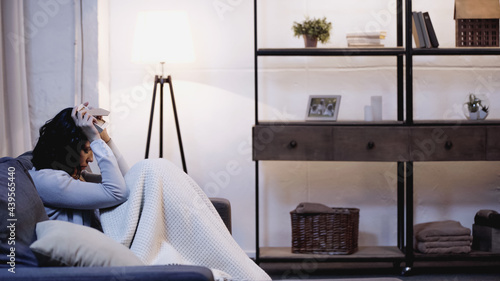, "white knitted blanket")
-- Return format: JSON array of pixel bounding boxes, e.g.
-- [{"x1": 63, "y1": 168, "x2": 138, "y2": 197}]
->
[{"x1": 100, "y1": 159, "x2": 270, "y2": 281}]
